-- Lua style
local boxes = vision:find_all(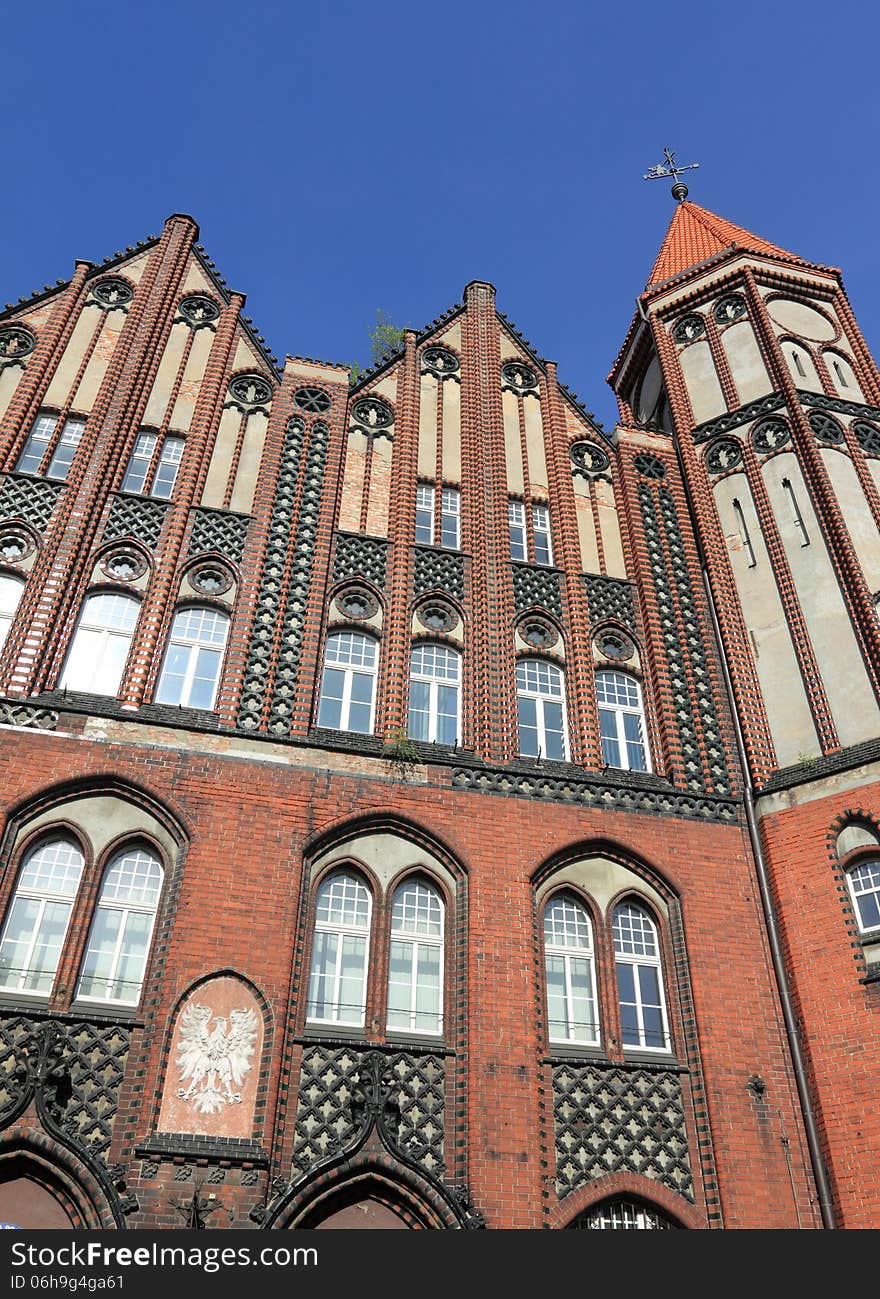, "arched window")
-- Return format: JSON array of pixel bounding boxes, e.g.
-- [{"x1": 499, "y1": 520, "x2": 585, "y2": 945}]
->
[
  {"x1": 317, "y1": 632, "x2": 378, "y2": 734},
  {"x1": 613, "y1": 902, "x2": 670, "y2": 1052},
  {"x1": 306, "y1": 871, "x2": 372, "y2": 1026},
  {"x1": 76, "y1": 846, "x2": 163, "y2": 1004},
  {"x1": 543, "y1": 894, "x2": 599, "y2": 1045},
  {"x1": 596, "y1": 671, "x2": 650, "y2": 772},
  {"x1": 516, "y1": 659, "x2": 568, "y2": 760},
  {"x1": 155, "y1": 606, "x2": 229, "y2": 710},
  {"x1": 847, "y1": 860, "x2": 880, "y2": 934},
  {"x1": 0, "y1": 837, "x2": 84, "y2": 994},
  {"x1": 408, "y1": 644, "x2": 460, "y2": 745},
  {"x1": 568, "y1": 1198, "x2": 676, "y2": 1230},
  {"x1": 387, "y1": 878, "x2": 444, "y2": 1035},
  {"x1": 61, "y1": 592, "x2": 140, "y2": 696},
  {"x1": 0, "y1": 574, "x2": 25, "y2": 652}
]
